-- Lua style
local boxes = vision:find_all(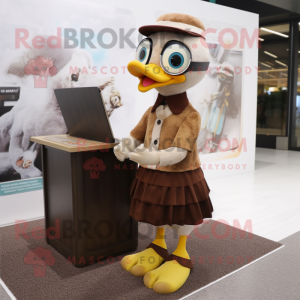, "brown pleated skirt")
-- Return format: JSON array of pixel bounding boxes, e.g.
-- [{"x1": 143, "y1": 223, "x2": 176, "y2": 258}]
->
[{"x1": 129, "y1": 167, "x2": 213, "y2": 226}]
